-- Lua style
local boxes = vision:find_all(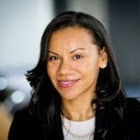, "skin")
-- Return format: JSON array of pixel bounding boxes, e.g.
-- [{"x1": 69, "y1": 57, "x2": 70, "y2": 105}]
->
[{"x1": 47, "y1": 26, "x2": 108, "y2": 121}]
